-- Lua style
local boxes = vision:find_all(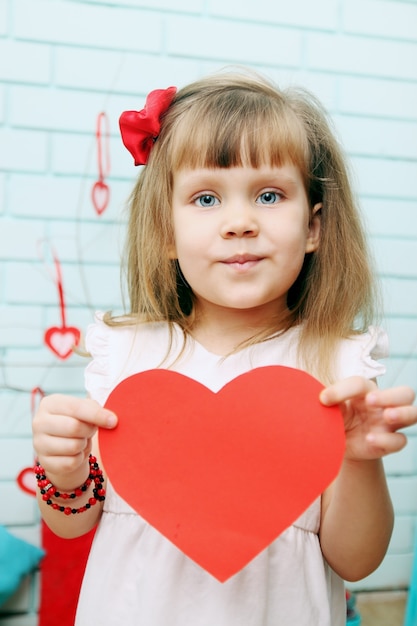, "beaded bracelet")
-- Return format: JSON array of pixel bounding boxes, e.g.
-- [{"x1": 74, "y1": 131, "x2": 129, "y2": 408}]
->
[{"x1": 34, "y1": 455, "x2": 106, "y2": 515}]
